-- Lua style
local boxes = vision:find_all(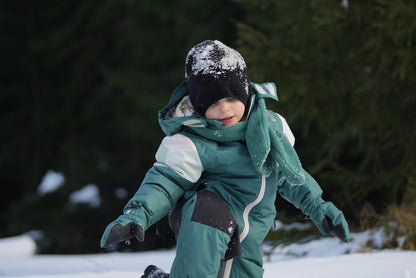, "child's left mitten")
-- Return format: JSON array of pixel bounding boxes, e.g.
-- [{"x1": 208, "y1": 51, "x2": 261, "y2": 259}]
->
[
  {"x1": 321, "y1": 202, "x2": 350, "y2": 242},
  {"x1": 308, "y1": 200, "x2": 351, "y2": 242}
]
